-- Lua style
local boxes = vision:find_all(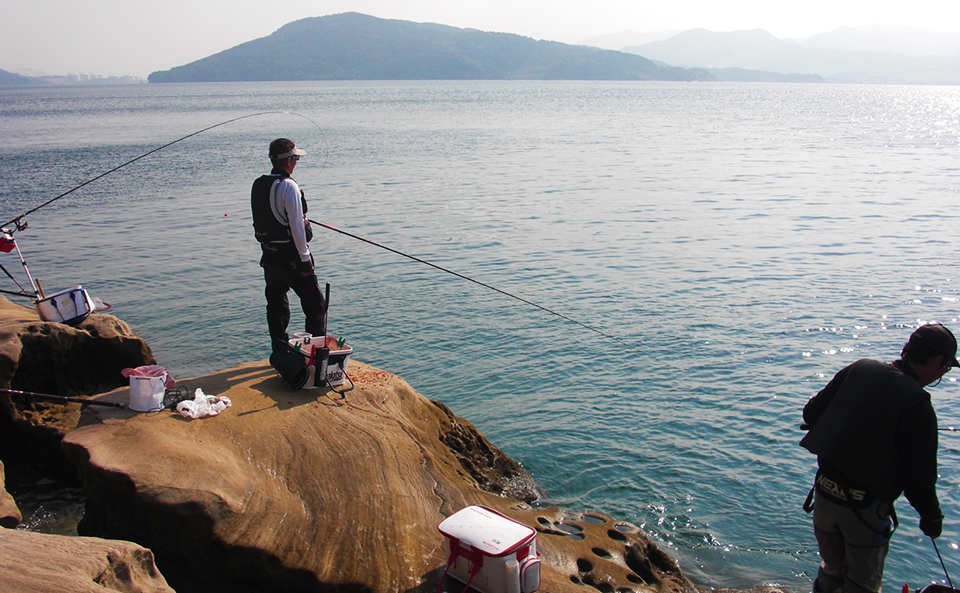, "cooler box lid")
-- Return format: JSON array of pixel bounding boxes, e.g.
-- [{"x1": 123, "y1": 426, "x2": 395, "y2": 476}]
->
[{"x1": 438, "y1": 505, "x2": 536, "y2": 557}]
